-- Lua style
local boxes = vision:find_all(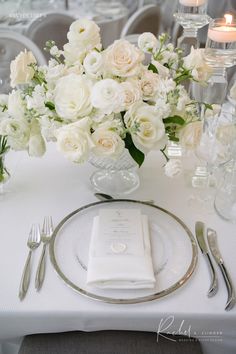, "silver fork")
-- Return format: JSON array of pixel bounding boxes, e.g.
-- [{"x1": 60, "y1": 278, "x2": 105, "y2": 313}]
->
[
  {"x1": 35, "y1": 216, "x2": 54, "y2": 291},
  {"x1": 19, "y1": 224, "x2": 41, "y2": 300}
]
